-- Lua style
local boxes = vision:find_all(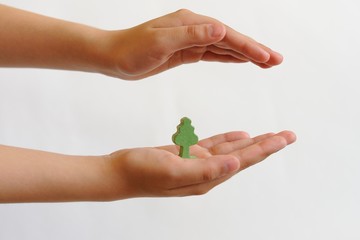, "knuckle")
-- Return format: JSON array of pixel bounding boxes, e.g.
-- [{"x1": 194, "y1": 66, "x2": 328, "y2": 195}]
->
[
  {"x1": 186, "y1": 25, "x2": 198, "y2": 39},
  {"x1": 175, "y1": 8, "x2": 192, "y2": 15},
  {"x1": 202, "y1": 165, "x2": 218, "y2": 182}
]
